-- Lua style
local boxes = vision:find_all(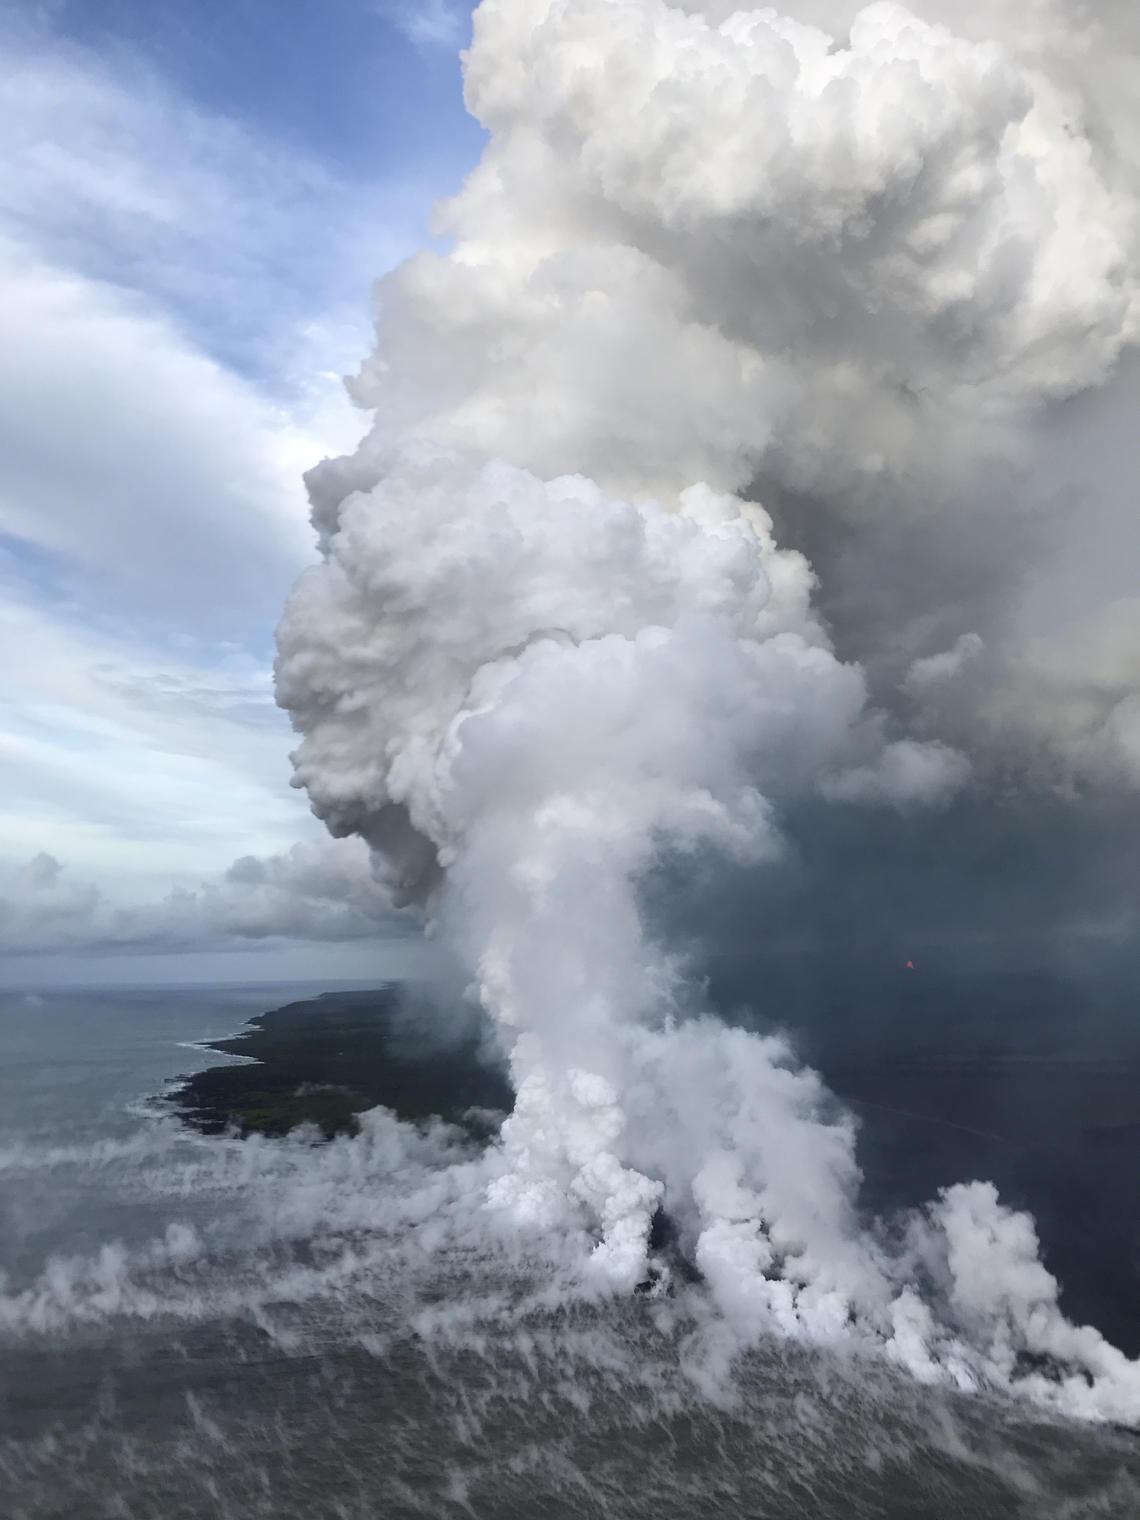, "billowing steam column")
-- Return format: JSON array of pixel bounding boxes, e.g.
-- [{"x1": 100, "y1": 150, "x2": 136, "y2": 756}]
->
[{"x1": 277, "y1": 1, "x2": 1140, "y2": 1420}]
